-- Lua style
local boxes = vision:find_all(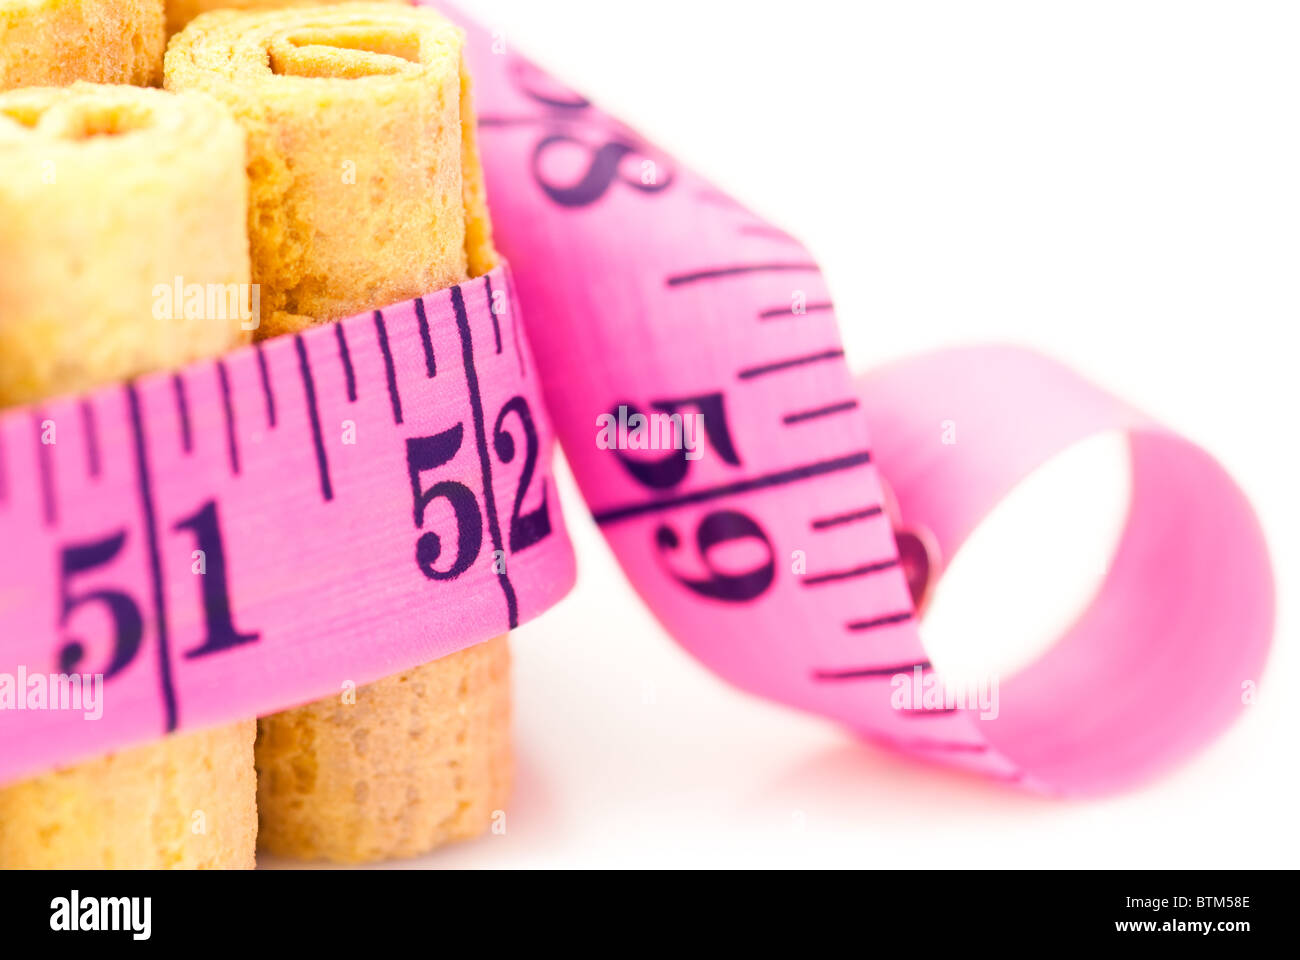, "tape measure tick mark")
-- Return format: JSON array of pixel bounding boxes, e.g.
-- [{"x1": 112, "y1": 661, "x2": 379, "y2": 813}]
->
[
  {"x1": 846, "y1": 611, "x2": 915, "y2": 632},
  {"x1": 32, "y1": 411, "x2": 55, "y2": 527},
  {"x1": 782, "y1": 399, "x2": 860, "y2": 426},
  {"x1": 737, "y1": 349, "x2": 845, "y2": 381},
  {"x1": 172, "y1": 374, "x2": 192, "y2": 454},
  {"x1": 810, "y1": 504, "x2": 884, "y2": 530},
  {"x1": 759, "y1": 301, "x2": 833, "y2": 321},
  {"x1": 665, "y1": 262, "x2": 820, "y2": 288},
  {"x1": 126, "y1": 381, "x2": 178, "y2": 732},
  {"x1": 80, "y1": 399, "x2": 101, "y2": 479},
  {"x1": 374, "y1": 310, "x2": 403, "y2": 425},
  {"x1": 254, "y1": 342, "x2": 277, "y2": 428},
  {"x1": 802, "y1": 557, "x2": 900, "y2": 587},
  {"x1": 413, "y1": 296, "x2": 436, "y2": 377},
  {"x1": 812, "y1": 659, "x2": 931, "y2": 682},
  {"x1": 334, "y1": 324, "x2": 357, "y2": 402},
  {"x1": 295, "y1": 334, "x2": 333, "y2": 502},
  {"x1": 216, "y1": 359, "x2": 240, "y2": 475}
]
